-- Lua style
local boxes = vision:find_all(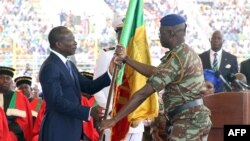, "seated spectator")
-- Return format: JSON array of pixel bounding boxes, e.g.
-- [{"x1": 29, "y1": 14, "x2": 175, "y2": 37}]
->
[{"x1": 0, "y1": 66, "x2": 33, "y2": 141}]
